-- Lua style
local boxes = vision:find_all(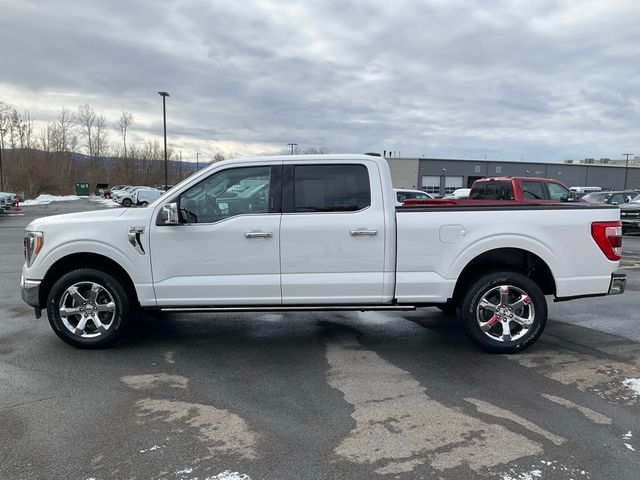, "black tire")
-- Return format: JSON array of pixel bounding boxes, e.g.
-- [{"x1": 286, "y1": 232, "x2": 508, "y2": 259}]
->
[
  {"x1": 460, "y1": 270, "x2": 547, "y2": 354},
  {"x1": 46, "y1": 268, "x2": 131, "y2": 348},
  {"x1": 104, "y1": 193, "x2": 111, "y2": 199},
  {"x1": 139, "y1": 201, "x2": 149, "y2": 207},
  {"x1": 122, "y1": 198, "x2": 132, "y2": 207}
]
